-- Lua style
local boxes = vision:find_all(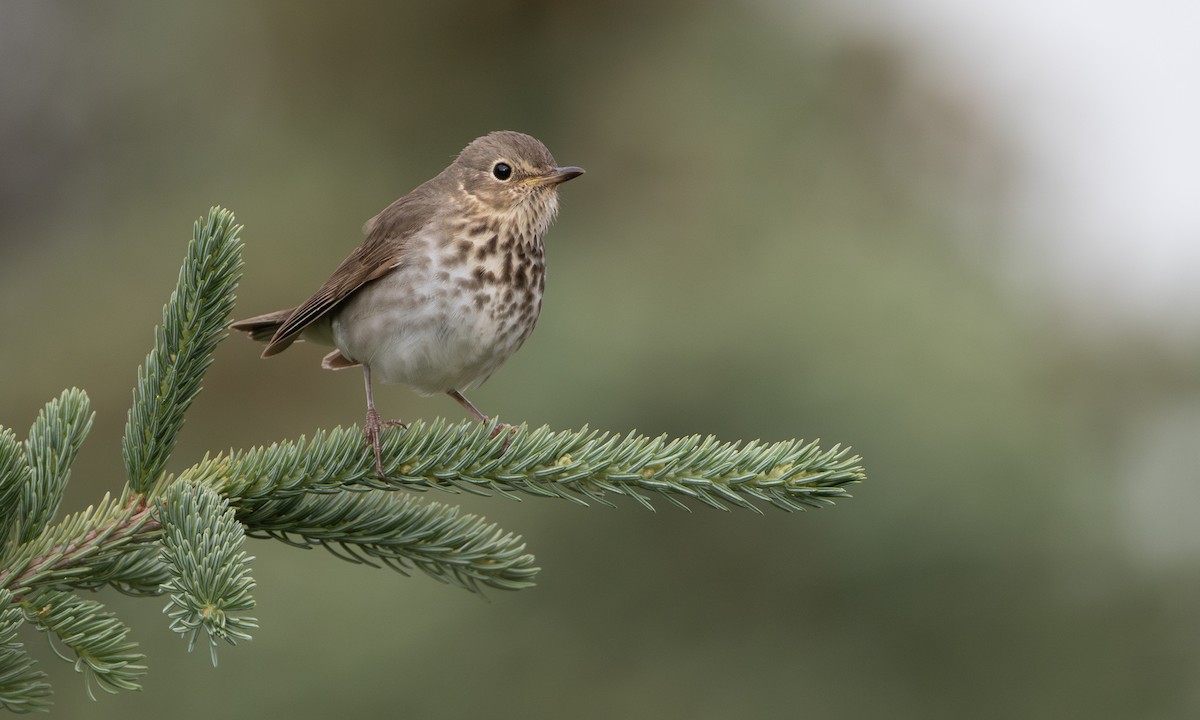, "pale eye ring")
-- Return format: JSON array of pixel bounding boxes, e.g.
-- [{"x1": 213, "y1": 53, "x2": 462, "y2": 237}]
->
[{"x1": 492, "y1": 162, "x2": 512, "y2": 181}]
